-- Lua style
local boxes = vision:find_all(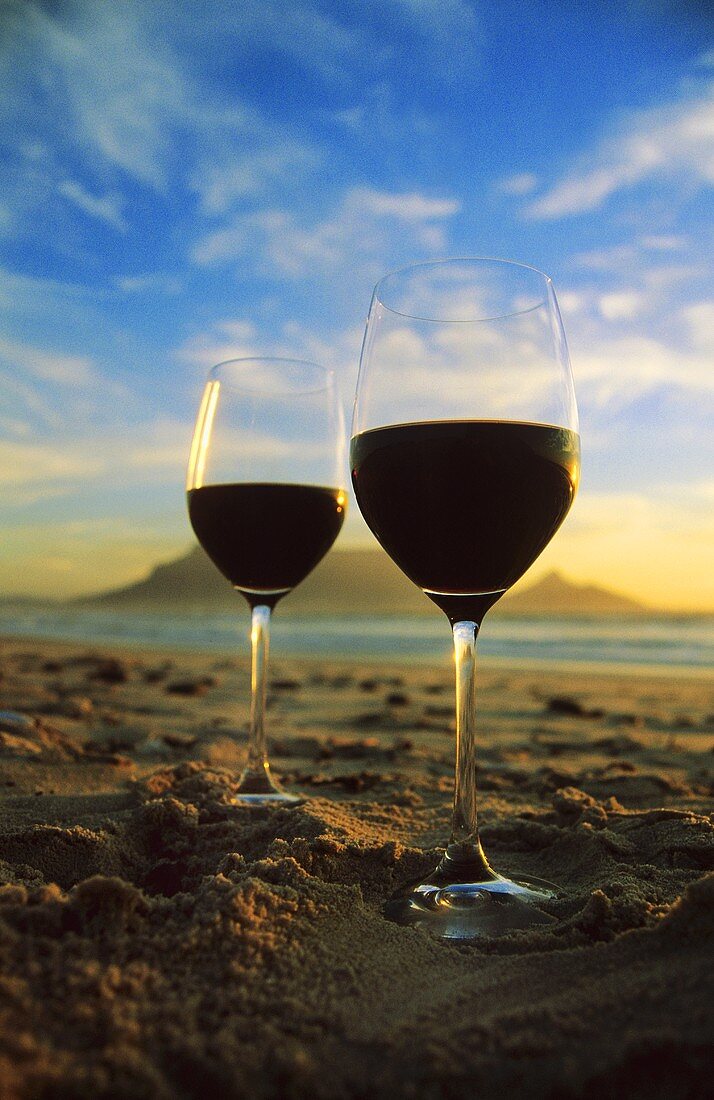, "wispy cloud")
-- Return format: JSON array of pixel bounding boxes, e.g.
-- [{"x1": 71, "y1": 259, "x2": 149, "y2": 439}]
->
[
  {"x1": 0, "y1": 268, "x2": 115, "y2": 357},
  {"x1": 638, "y1": 234, "x2": 688, "y2": 251},
  {"x1": 0, "y1": 334, "x2": 129, "y2": 435},
  {"x1": 1, "y1": 0, "x2": 473, "y2": 254},
  {"x1": 191, "y1": 142, "x2": 321, "y2": 215},
  {"x1": 1, "y1": 2, "x2": 189, "y2": 188},
  {"x1": 0, "y1": 336, "x2": 97, "y2": 386},
  {"x1": 351, "y1": 190, "x2": 459, "y2": 220},
  {"x1": 681, "y1": 300, "x2": 714, "y2": 353},
  {"x1": 177, "y1": 318, "x2": 364, "y2": 401},
  {"x1": 0, "y1": 440, "x2": 103, "y2": 489},
  {"x1": 596, "y1": 291, "x2": 646, "y2": 321},
  {"x1": 177, "y1": 320, "x2": 263, "y2": 372},
  {"x1": 569, "y1": 483, "x2": 714, "y2": 539},
  {"x1": 574, "y1": 239, "x2": 681, "y2": 272},
  {"x1": 498, "y1": 173, "x2": 539, "y2": 196},
  {"x1": 573, "y1": 334, "x2": 713, "y2": 411},
  {"x1": 193, "y1": 0, "x2": 482, "y2": 86},
  {"x1": 113, "y1": 273, "x2": 182, "y2": 295},
  {"x1": 0, "y1": 416, "x2": 194, "y2": 503},
  {"x1": 547, "y1": 482, "x2": 714, "y2": 609},
  {"x1": 192, "y1": 186, "x2": 460, "y2": 274},
  {"x1": 563, "y1": 236, "x2": 709, "y2": 333},
  {"x1": 524, "y1": 80, "x2": 714, "y2": 219},
  {"x1": 57, "y1": 180, "x2": 127, "y2": 231},
  {"x1": 193, "y1": 0, "x2": 362, "y2": 83},
  {"x1": 388, "y1": 0, "x2": 482, "y2": 82}
]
